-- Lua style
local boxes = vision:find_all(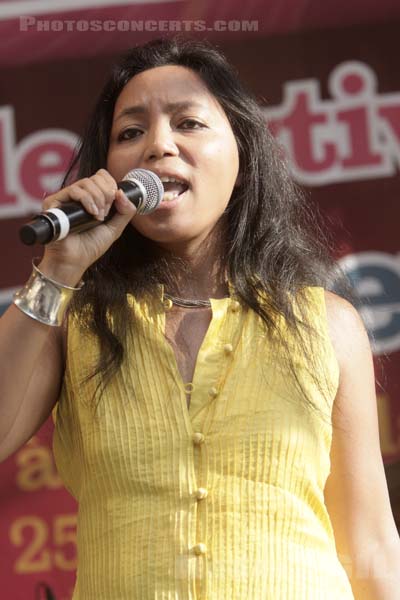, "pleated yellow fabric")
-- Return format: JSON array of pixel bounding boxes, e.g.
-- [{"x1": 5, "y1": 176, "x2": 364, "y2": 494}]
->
[{"x1": 53, "y1": 285, "x2": 354, "y2": 599}]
